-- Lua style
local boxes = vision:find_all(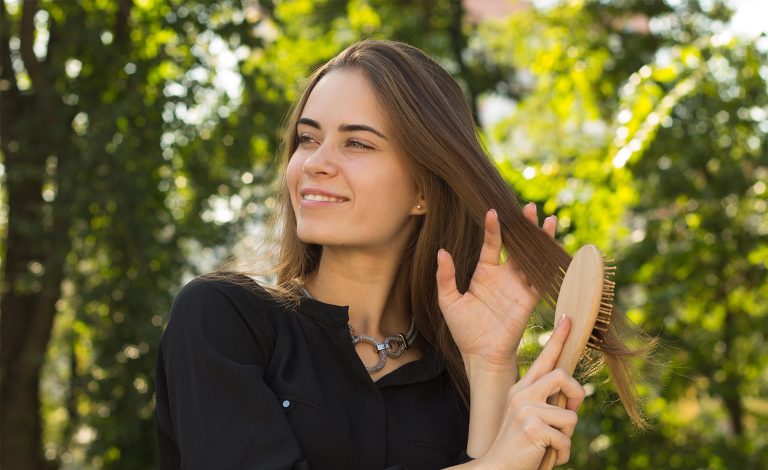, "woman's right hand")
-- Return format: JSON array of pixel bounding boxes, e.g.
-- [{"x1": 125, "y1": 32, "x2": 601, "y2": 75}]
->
[{"x1": 473, "y1": 316, "x2": 586, "y2": 470}]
